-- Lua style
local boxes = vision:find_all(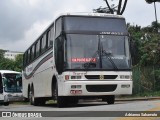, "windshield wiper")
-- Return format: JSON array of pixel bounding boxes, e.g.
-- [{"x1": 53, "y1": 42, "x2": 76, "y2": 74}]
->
[
  {"x1": 83, "y1": 35, "x2": 118, "y2": 70},
  {"x1": 102, "y1": 50, "x2": 119, "y2": 71}
]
